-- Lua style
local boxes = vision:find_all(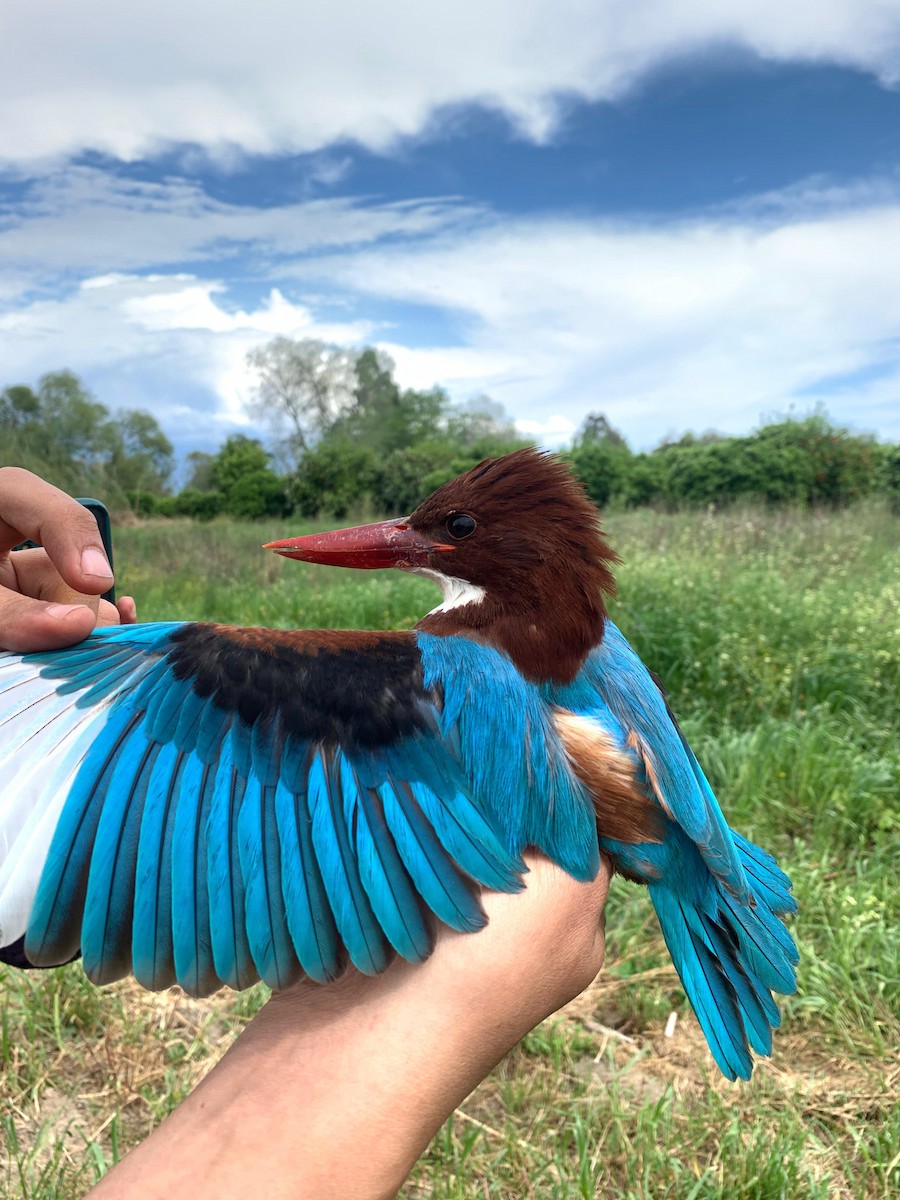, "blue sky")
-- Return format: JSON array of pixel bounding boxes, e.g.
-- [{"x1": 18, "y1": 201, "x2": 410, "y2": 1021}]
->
[{"x1": 2, "y1": 2, "x2": 900, "y2": 463}]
